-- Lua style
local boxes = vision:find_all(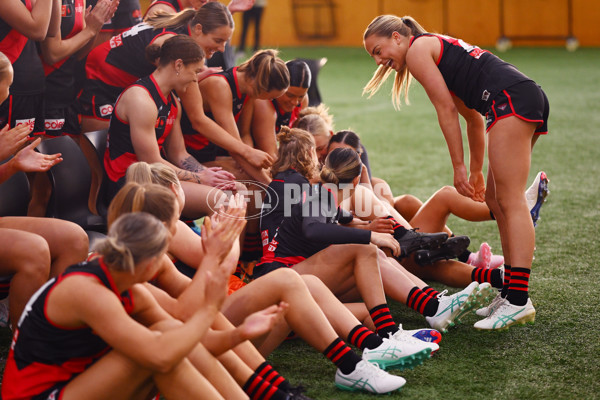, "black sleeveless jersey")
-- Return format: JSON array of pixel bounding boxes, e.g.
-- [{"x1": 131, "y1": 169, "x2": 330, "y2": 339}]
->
[
  {"x1": 86, "y1": 22, "x2": 190, "y2": 89},
  {"x1": 259, "y1": 169, "x2": 371, "y2": 264},
  {"x1": 272, "y1": 100, "x2": 301, "y2": 133},
  {"x1": 182, "y1": 66, "x2": 249, "y2": 150},
  {"x1": 1, "y1": 258, "x2": 134, "y2": 400},
  {"x1": 0, "y1": 0, "x2": 44, "y2": 95},
  {"x1": 410, "y1": 33, "x2": 532, "y2": 114},
  {"x1": 43, "y1": 0, "x2": 86, "y2": 105},
  {"x1": 104, "y1": 74, "x2": 178, "y2": 184}
]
